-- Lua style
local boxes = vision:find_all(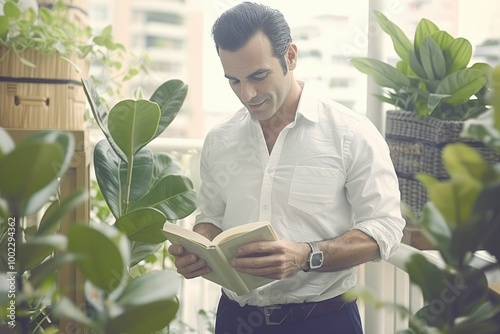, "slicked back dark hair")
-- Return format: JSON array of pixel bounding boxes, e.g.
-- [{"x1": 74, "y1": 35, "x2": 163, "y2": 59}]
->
[{"x1": 211, "y1": 2, "x2": 292, "y2": 75}]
